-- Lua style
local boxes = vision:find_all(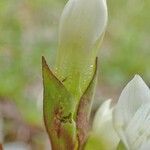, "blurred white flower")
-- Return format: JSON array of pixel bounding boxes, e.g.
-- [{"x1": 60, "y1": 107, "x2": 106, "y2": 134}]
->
[
  {"x1": 93, "y1": 99, "x2": 119, "y2": 150},
  {"x1": 113, "y1": 75, "x2": 150, "y2": 150}
]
